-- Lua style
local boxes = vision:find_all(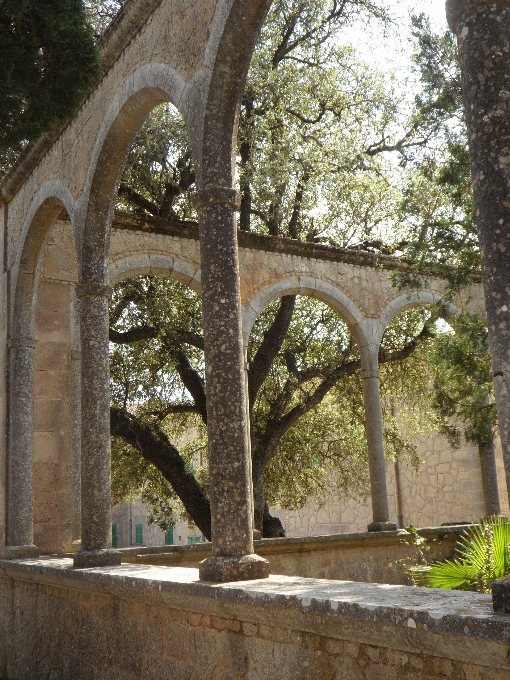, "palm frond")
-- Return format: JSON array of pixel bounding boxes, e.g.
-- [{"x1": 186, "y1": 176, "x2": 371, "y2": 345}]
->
[{"x1": 409, "y1": 516, "x2": 510, "y2": 592}]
